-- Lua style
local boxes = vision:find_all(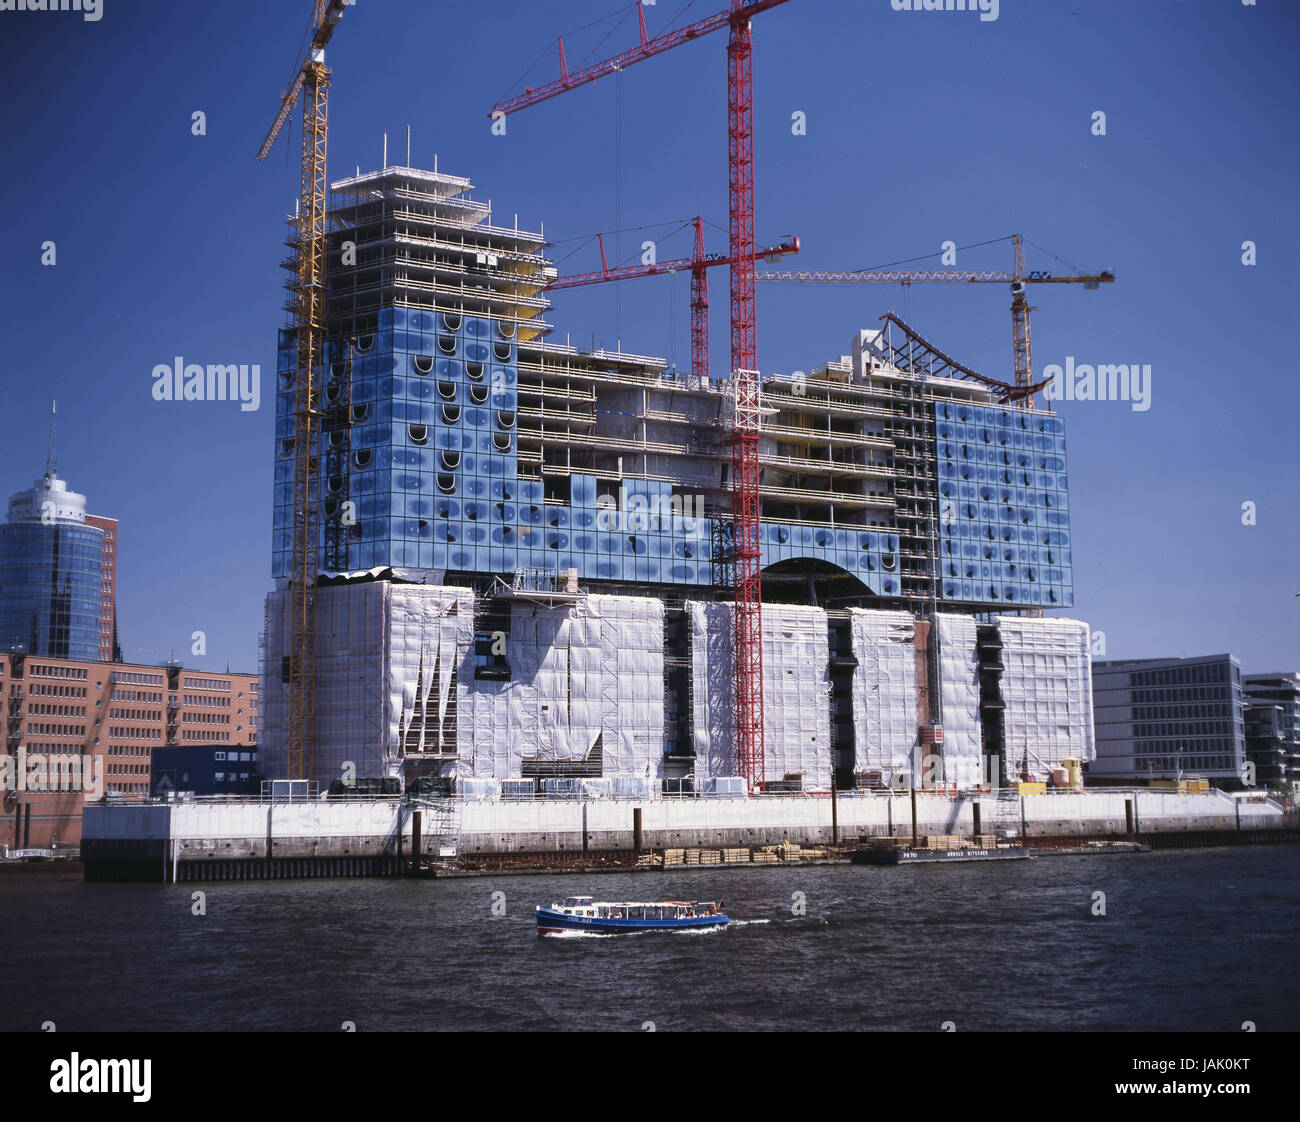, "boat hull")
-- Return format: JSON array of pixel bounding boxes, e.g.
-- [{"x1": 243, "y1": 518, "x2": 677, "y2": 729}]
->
[
  {"x1": 852, "y1": 846, "x2": 1031, "y2": 865},
  {"x1": 536, "y1": 908, "x2": 729, "y2": 935}
]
